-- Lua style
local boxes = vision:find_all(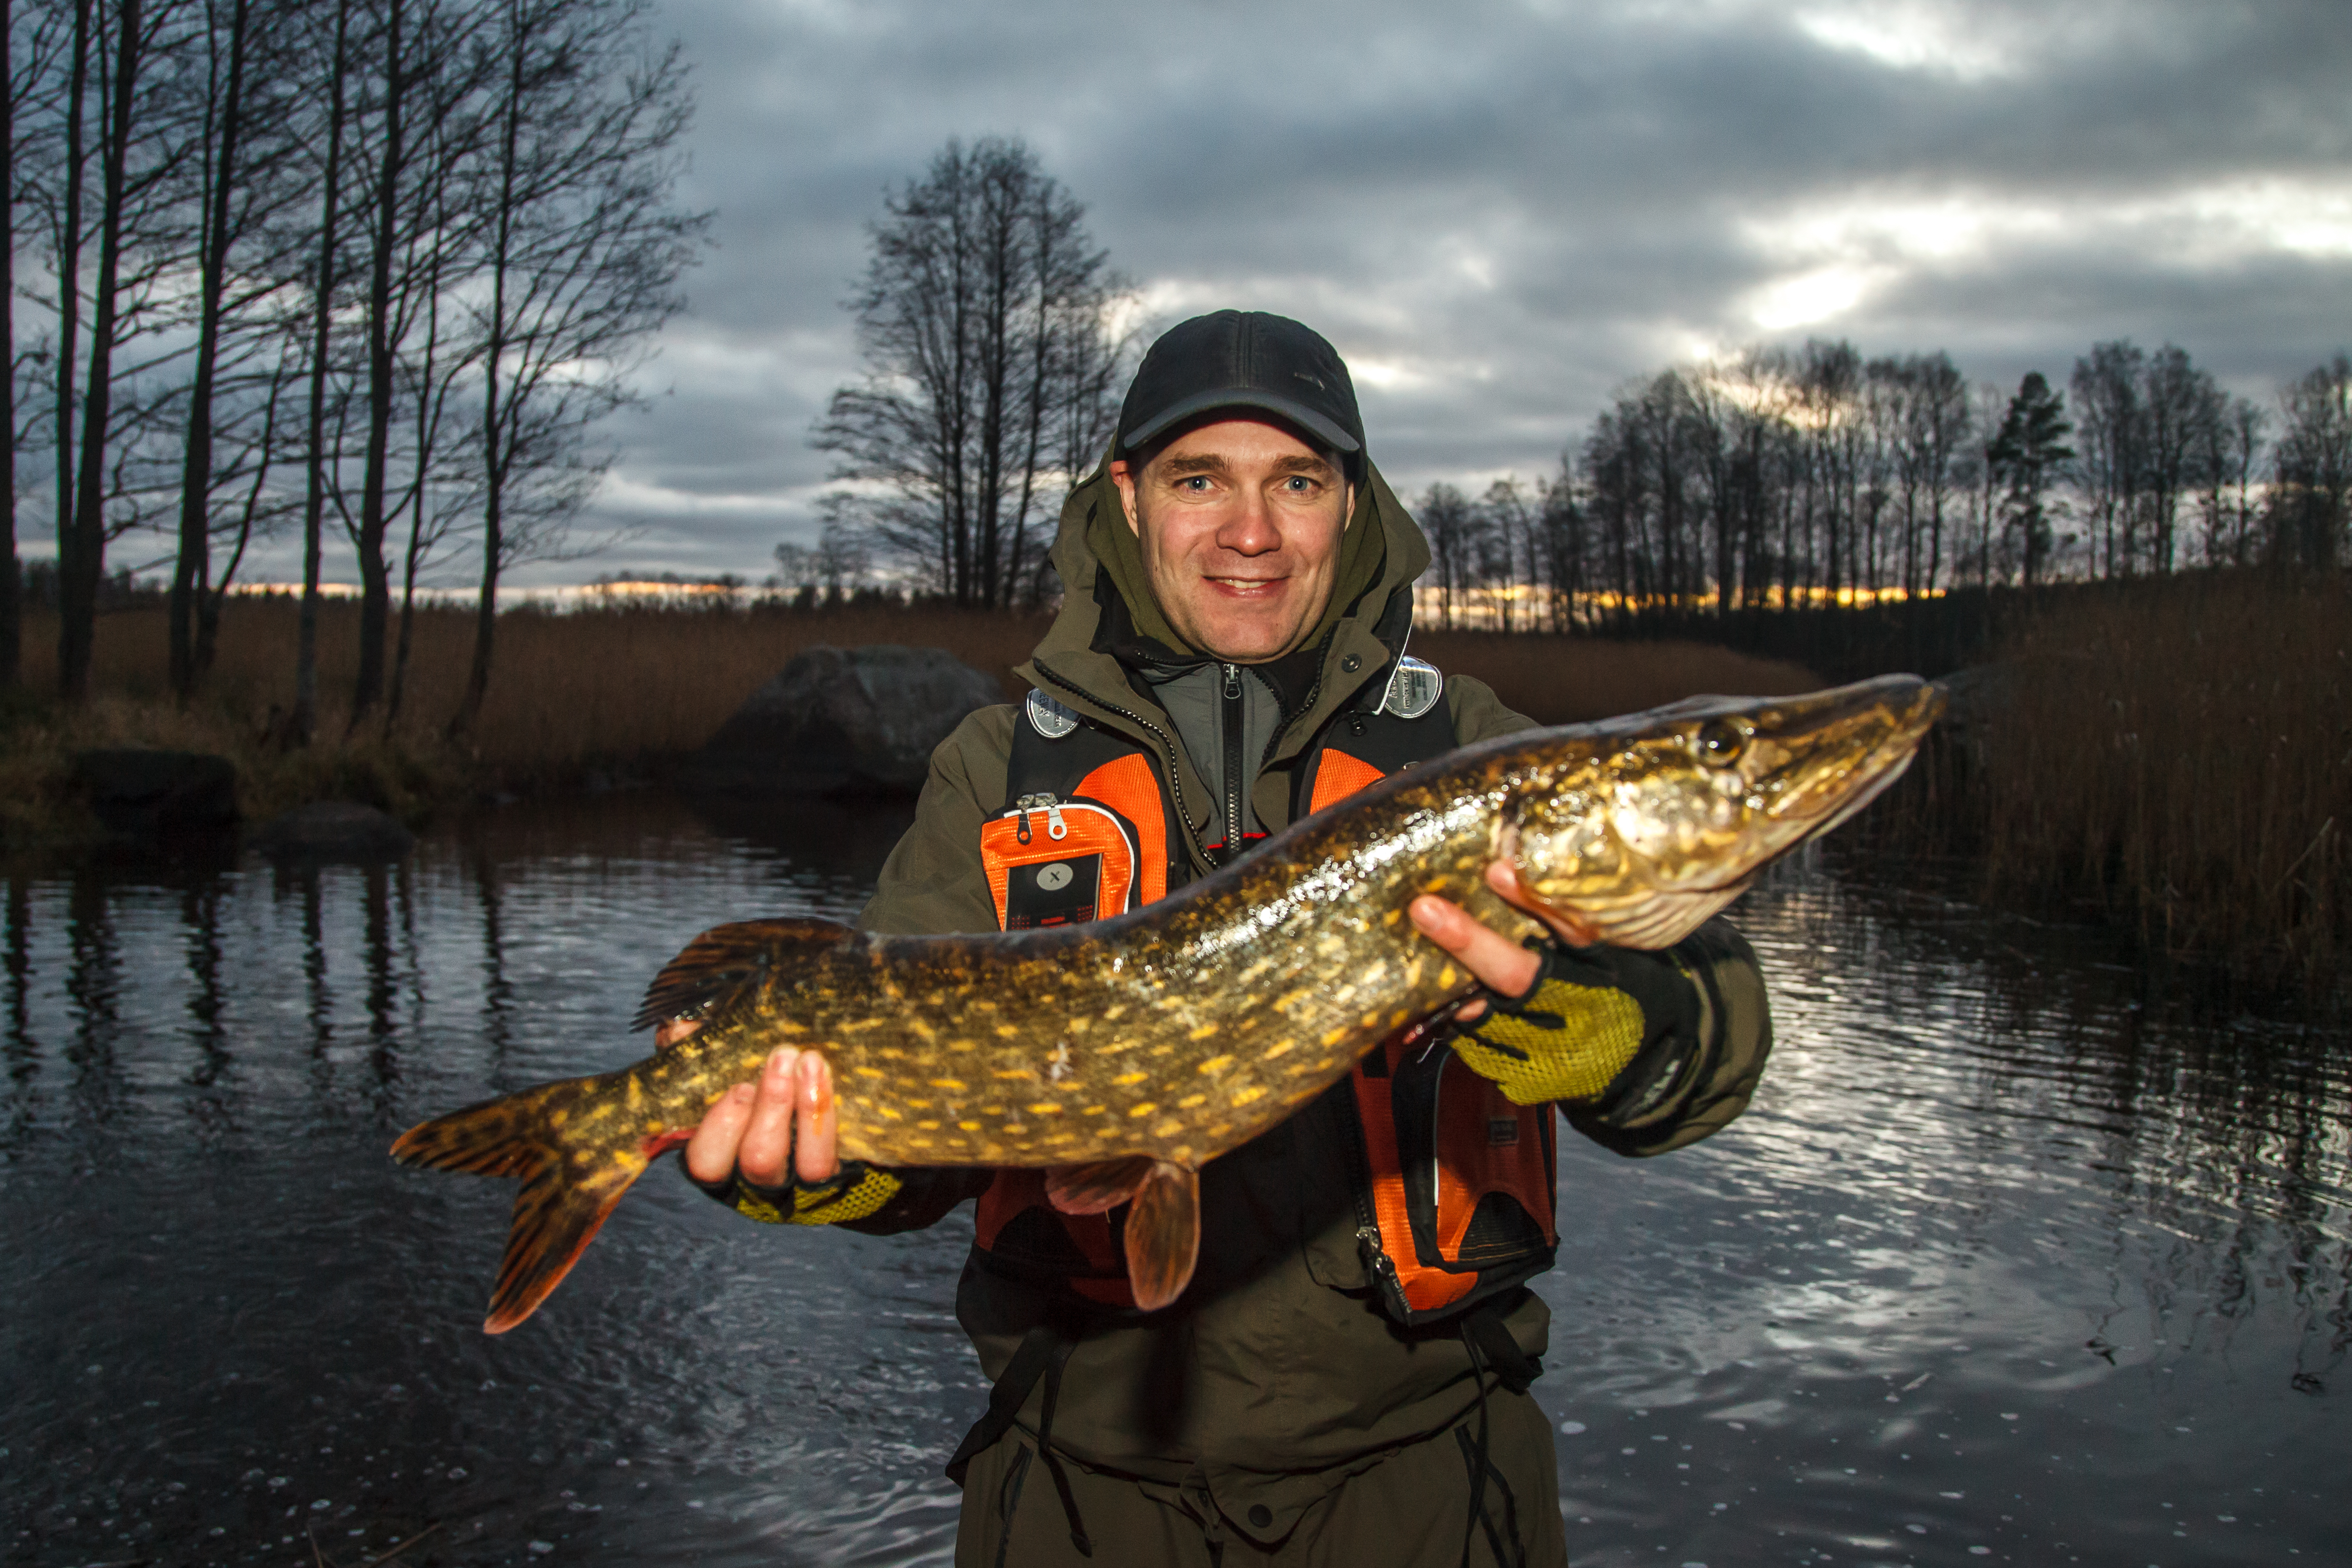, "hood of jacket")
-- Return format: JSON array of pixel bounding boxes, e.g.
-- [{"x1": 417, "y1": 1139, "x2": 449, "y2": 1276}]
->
[{"x1": 1014, "y1": 448, "x2": 1431, "y2": 867}]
